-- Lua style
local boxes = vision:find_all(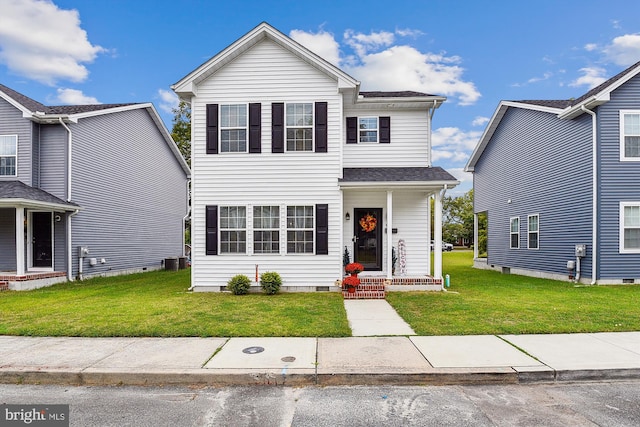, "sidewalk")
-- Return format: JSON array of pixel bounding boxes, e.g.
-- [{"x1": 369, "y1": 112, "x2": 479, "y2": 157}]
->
[{"x1": 2, "y1": 332, "x2": 640, "y2": 387}]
